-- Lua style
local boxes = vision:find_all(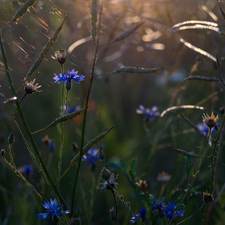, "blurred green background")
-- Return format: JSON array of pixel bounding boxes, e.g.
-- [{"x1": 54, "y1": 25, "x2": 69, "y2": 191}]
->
[{"x1": 1, "y1": 0, "x2": 225, "y2": 224}]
